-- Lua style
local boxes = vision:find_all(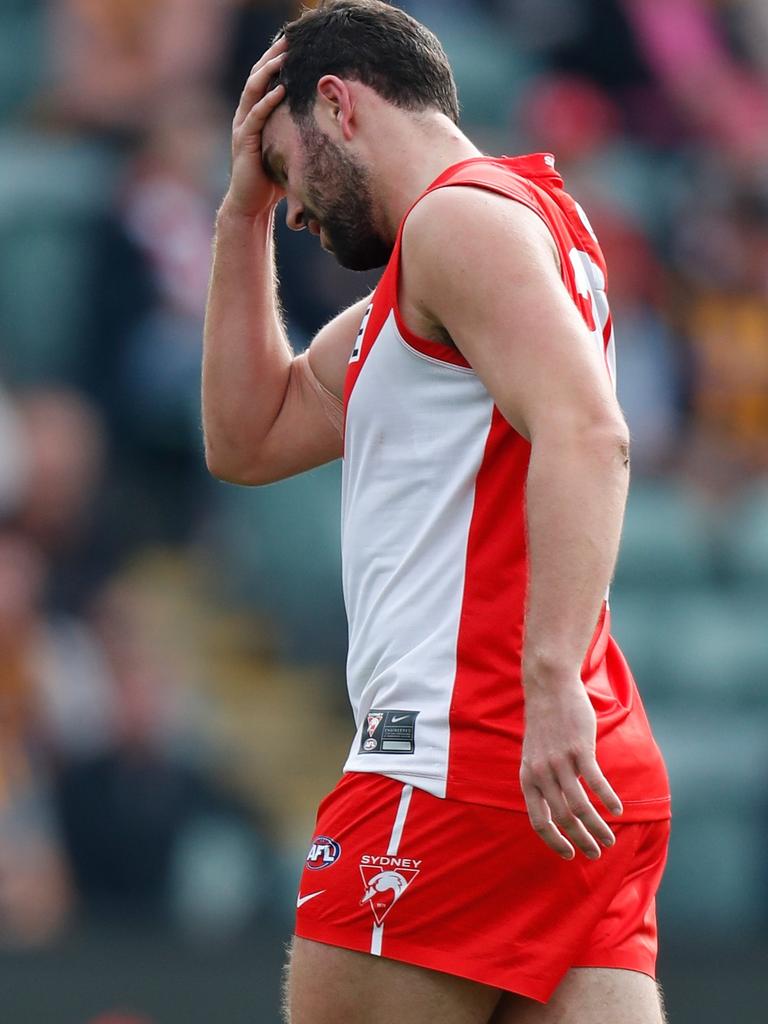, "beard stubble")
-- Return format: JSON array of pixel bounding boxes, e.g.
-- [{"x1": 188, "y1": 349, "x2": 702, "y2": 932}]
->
[{"x1": 299, "y1": 120, "x2": 392, "y2": 272}]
